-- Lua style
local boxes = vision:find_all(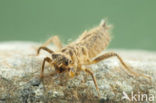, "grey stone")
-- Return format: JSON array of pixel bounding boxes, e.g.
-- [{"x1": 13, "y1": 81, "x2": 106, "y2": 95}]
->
[{"x1": 0, "y1": 42, "x2": 156, "y2": 103}]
